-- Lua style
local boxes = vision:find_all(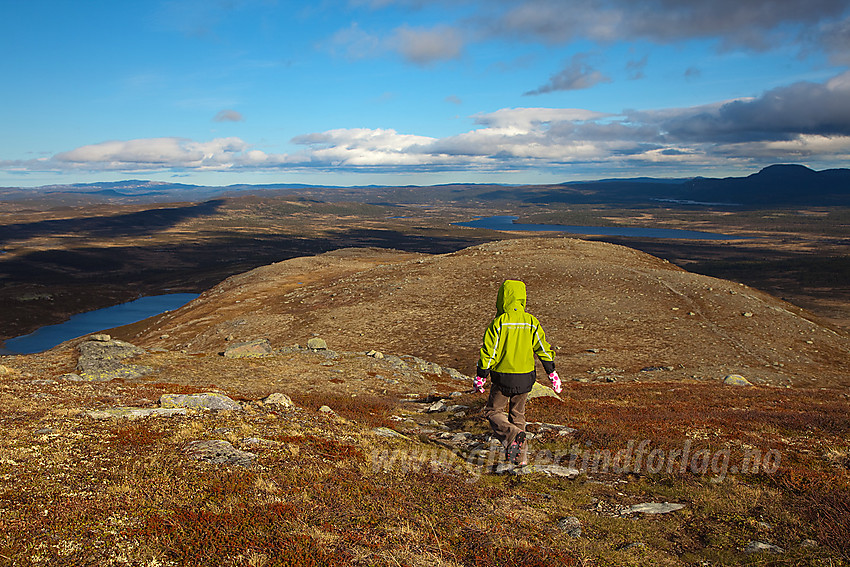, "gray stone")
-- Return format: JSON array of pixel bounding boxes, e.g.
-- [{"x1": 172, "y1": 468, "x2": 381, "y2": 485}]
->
[
  {"x1": 373, "y1": 427, "x2": 409, "y2": 439},
  {"x1": 528, "y1": 381, "x2": 562, "y2": 401},
  {"x1": 800, "y1": 539, "x2": 818, "y2": 548},
  {"x1": 87, "y1": 407, "x2": 189, "y2": 419},
  {"x1": 626, "y1": 502, "x2": 685, "y2": 514},
  {"x1": 223, "y1": 339, "x2": 273, "y2": 358},
  {"x1": 366, "y1": 350, "x2": 384, "y2": 359},
  {"x1": 183, "y1": 440, "x2": 256, "y2": 467},
  {"x1": 160, "y1": 393, "x2": 242, "y2": 411},
  {"x1": 445, "y1": 367, "x2": 469, "y2": 381},
  {"x1": 723, "y1": 374, "x2": 753, "y2": 386},
  {"x1": 619, "y1": 543, "x2": 647, "y2": 551},
  {"x1": 426, "y1": 400, "x2": 448, "y2": 413},
  {"x1": 318, "y1": 405, "x2": 334, "y2": 413},
  {"x1": 511, "y1": 464, "x2": 580, "y2": 478},
  {"x1": 90, "y1": 334, "x2": 112, "y2": 342},
  {"x1": 307, "y1": 337, "x2": 328, "y2": 350},
  {"x1": 76, "y1": 338, "x2": 152, "y2": 381},
  {"x1": 745, "y1": 541, "x2": 784, "y2": 554},
  {"x1": 558, "y1": 516, "x2": 582, "y2": 537},
  {"x1": 262, "y1": 392, "x2": 295, "y2": 408}
]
